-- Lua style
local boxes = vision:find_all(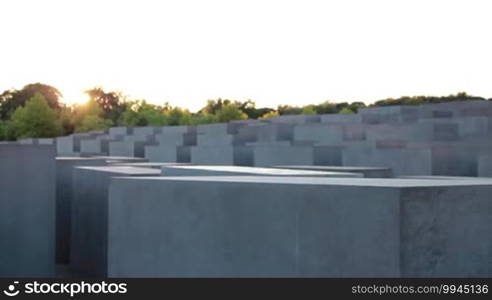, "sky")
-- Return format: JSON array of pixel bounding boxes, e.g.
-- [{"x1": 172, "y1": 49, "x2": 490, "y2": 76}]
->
[{"x1": 0, "y1": 0, "x2": 491, "y2": 112}]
